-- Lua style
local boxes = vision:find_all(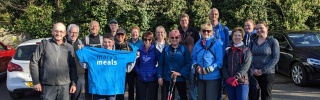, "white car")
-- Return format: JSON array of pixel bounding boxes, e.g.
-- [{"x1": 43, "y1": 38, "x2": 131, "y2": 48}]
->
[{"x1": 6, "y1": 38, "x2": 48, "y2": 99}]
